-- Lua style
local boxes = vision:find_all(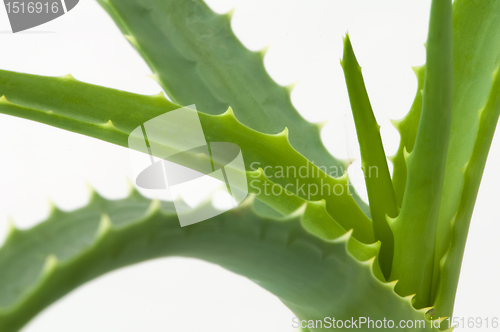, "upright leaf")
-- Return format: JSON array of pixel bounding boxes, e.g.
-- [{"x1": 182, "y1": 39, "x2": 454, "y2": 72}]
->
[
  {"x1": 341, "y1": 35, "x2": 398, "y2": 280},
  {"x1": 434, "y1": 65, "x2": 500, "y2": 318},
  {"x1": 390, "y1": 0, "x2": 453, "y2": 309},
  {"x1": 432, "y1": 0, "x2": 500, "y2": 302}
]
